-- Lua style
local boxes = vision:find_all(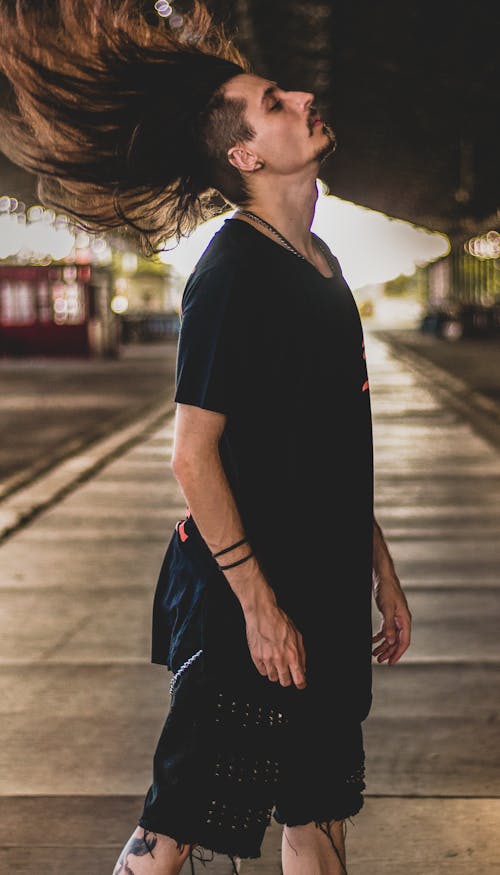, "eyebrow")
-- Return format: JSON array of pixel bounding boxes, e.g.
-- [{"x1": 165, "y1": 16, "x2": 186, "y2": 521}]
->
[{"x1": 260, "y1": 82, "x2": 278, "y2": 106}]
